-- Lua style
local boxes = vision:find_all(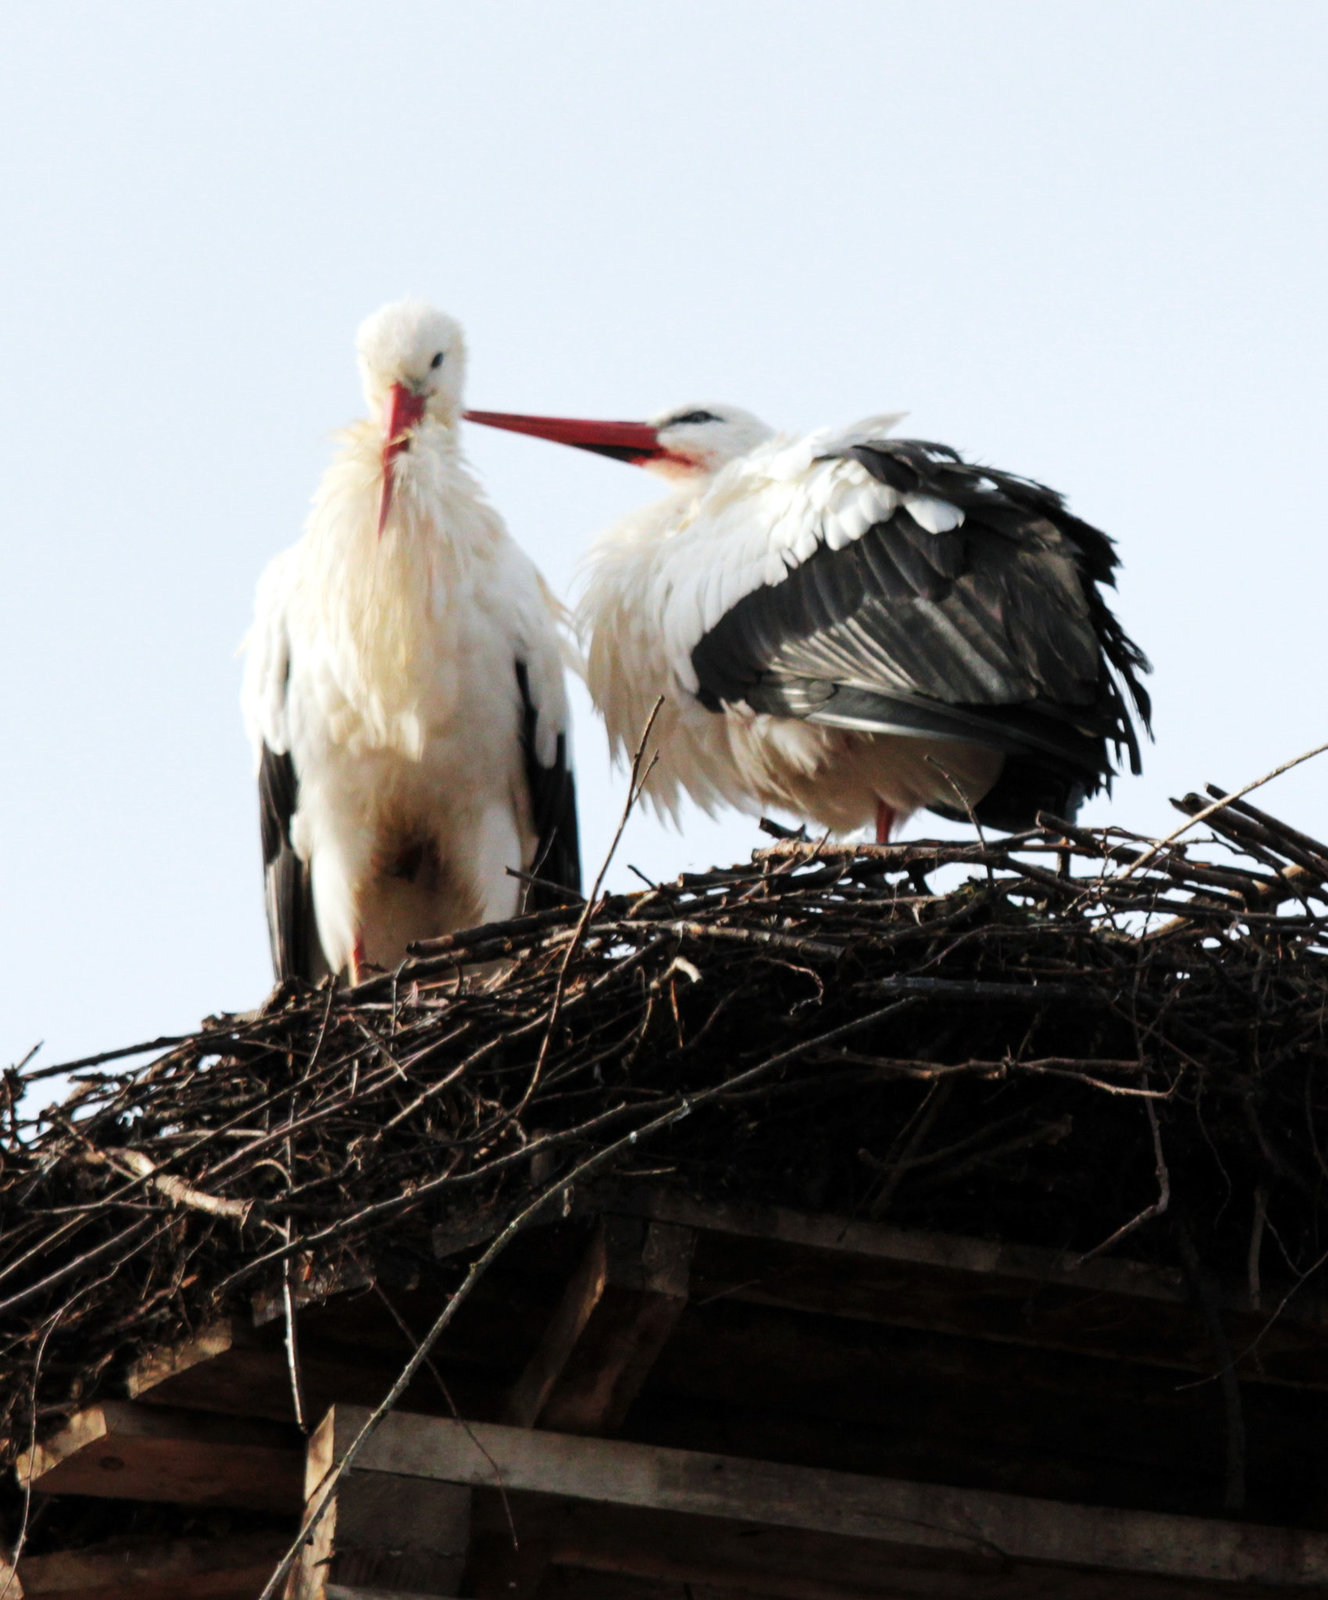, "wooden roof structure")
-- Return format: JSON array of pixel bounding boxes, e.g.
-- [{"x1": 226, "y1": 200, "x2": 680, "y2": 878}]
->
[{"x1": 5, "y1": 788, "x2": 1328, "y2": 1597}]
